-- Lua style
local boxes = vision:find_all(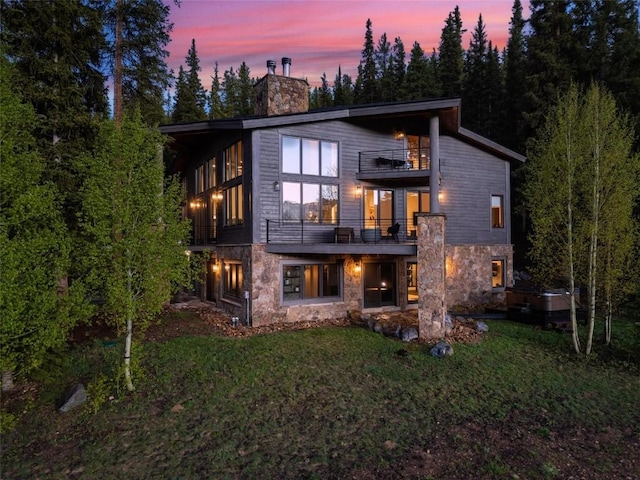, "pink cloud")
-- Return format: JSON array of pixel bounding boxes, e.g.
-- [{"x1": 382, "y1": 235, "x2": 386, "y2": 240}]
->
[{"x1": 166, "y1": 0, "x2": 526, "y2": 87}]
